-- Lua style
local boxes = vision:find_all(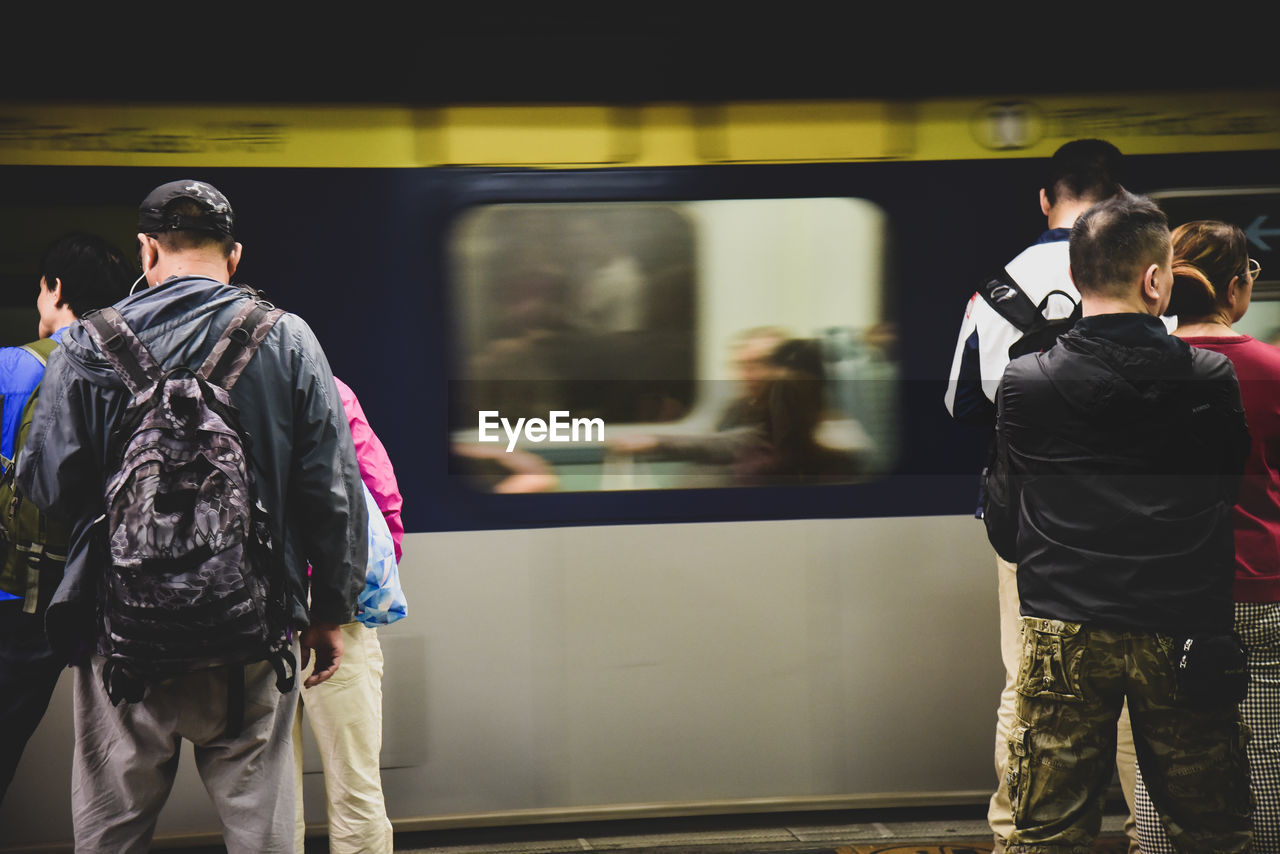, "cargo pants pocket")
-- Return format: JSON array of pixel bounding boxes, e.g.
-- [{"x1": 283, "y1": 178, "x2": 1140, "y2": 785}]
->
[
  {"x1": 1234, "y1": 720, "x2": 1255, "y2": 816},
  {"x1": 1007, "y1": 722, "x2": 1032, "y2": 828},
  {"x1": 1015, "y1": 617, "x2": 1086, "y2": 702}
]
